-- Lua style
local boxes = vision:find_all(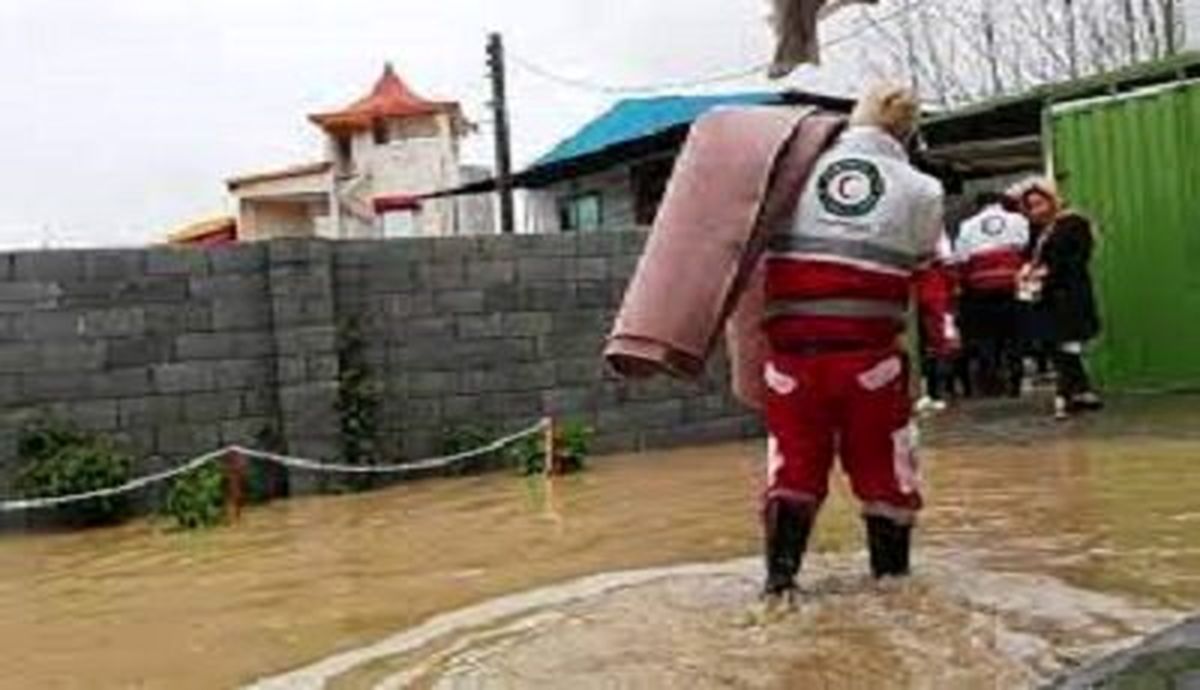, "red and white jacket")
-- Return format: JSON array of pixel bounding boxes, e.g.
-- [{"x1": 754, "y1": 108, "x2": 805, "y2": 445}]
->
[
  {"x1": 953, "y1": 204, "x2": 1030, "y2": 293},
  {"x1": 765, "y1": 126, "x2": 957, "y2": 355}
]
